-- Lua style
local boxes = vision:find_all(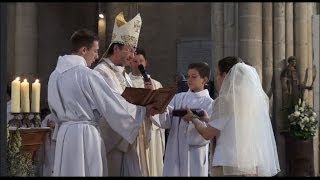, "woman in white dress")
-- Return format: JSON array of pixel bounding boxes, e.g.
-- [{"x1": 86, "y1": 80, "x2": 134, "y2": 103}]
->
[{"x1": 183, "y1": 56, "x2": 280, "y2": 177}]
